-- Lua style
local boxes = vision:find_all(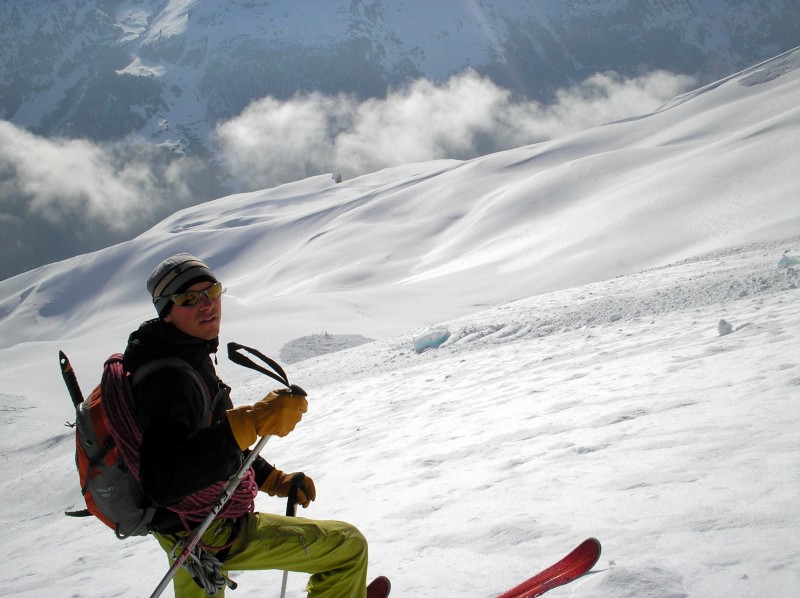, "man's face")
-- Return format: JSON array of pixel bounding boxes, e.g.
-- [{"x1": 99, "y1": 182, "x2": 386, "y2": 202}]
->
[{"x1": 163, "y1": 281, "x2": 222, "y2": 340}]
